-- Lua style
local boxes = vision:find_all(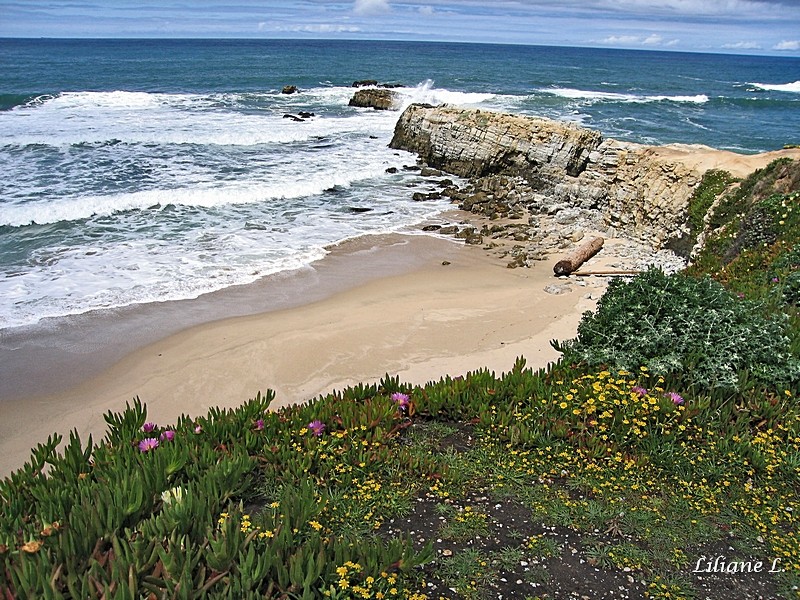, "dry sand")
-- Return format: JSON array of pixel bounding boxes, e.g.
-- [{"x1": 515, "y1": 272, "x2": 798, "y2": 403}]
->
[
  {"x1": 0, "y1": 232, "x2": 601, "y2": 477},
  {"x1": 650, "y1": 145, "x2": 800, "y2": 179}
]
